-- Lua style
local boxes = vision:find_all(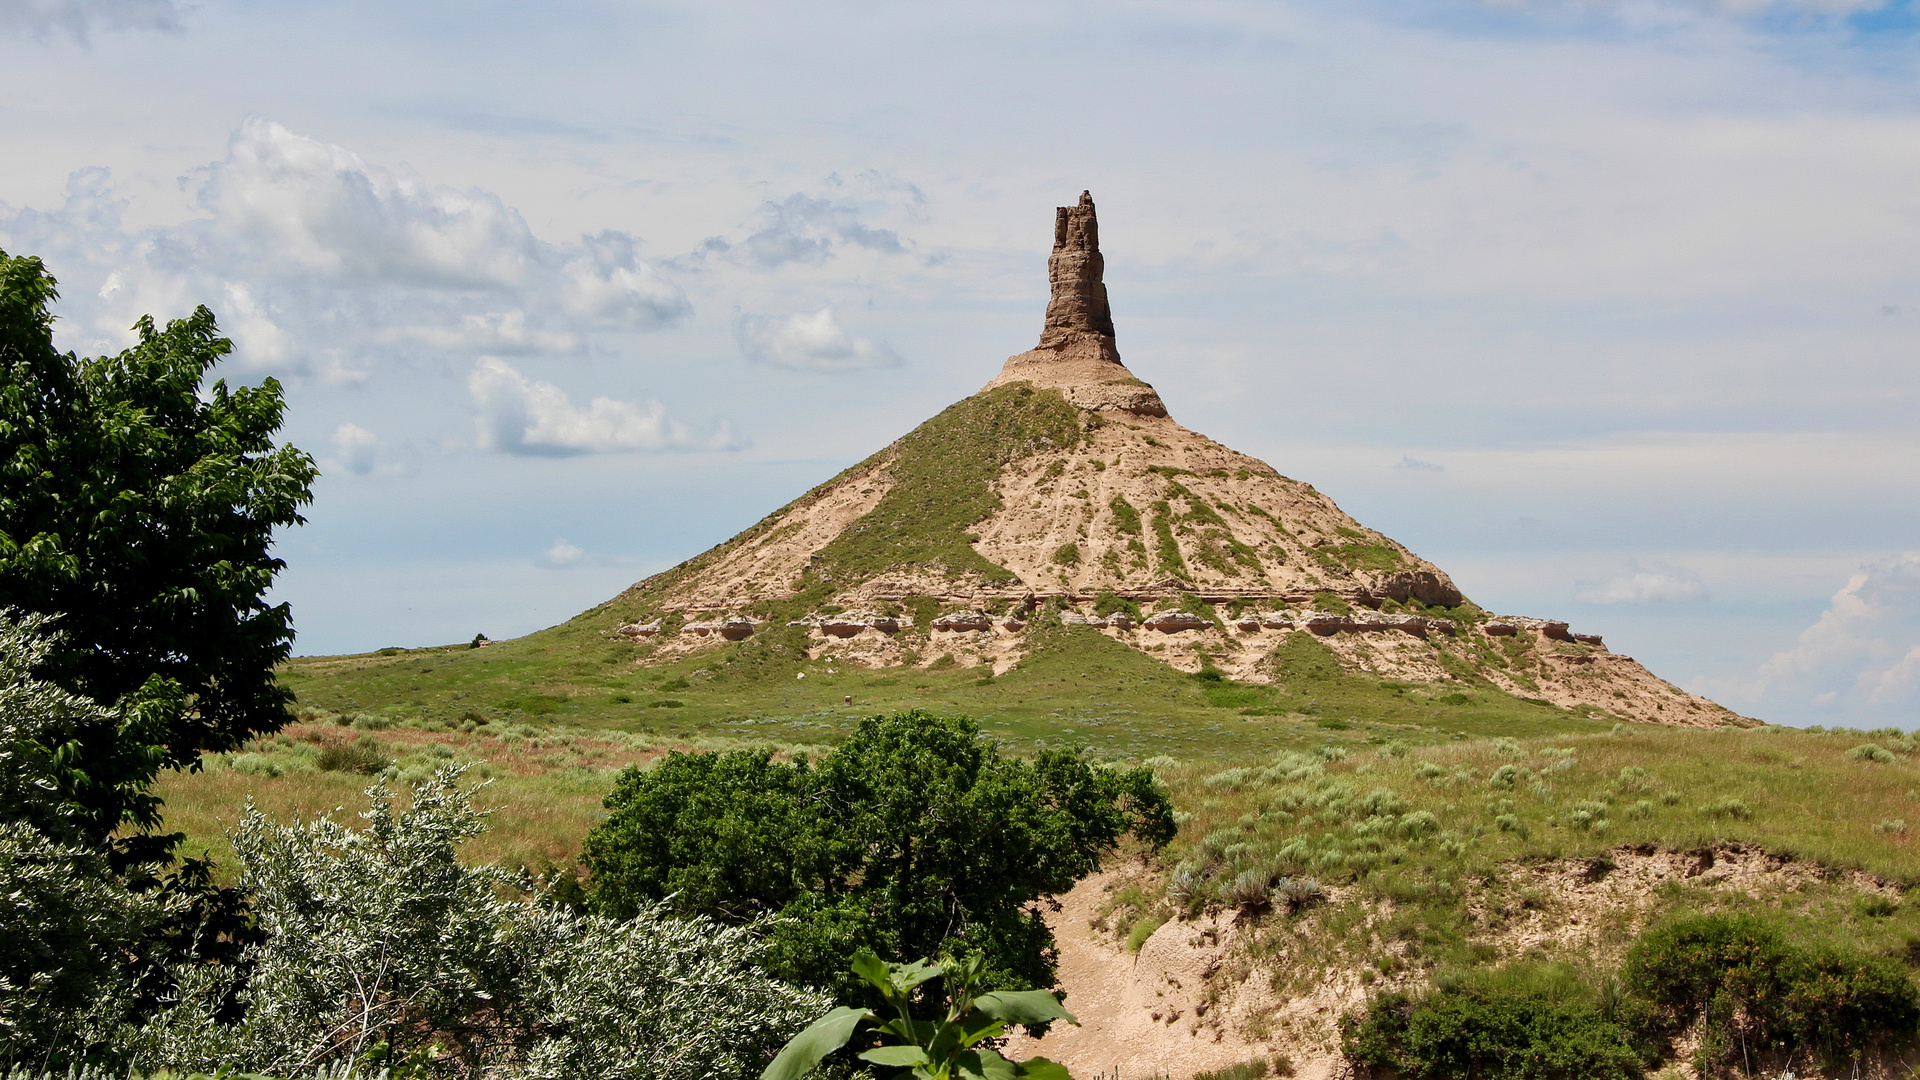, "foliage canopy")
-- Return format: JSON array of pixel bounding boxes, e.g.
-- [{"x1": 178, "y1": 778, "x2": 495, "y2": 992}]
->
[
  {"x1": 583, "y1": 709, "x2": 1174, "y2": 999},
  {"x1": 0, "y1": 250, "x2": 316, "y2": 831}
]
